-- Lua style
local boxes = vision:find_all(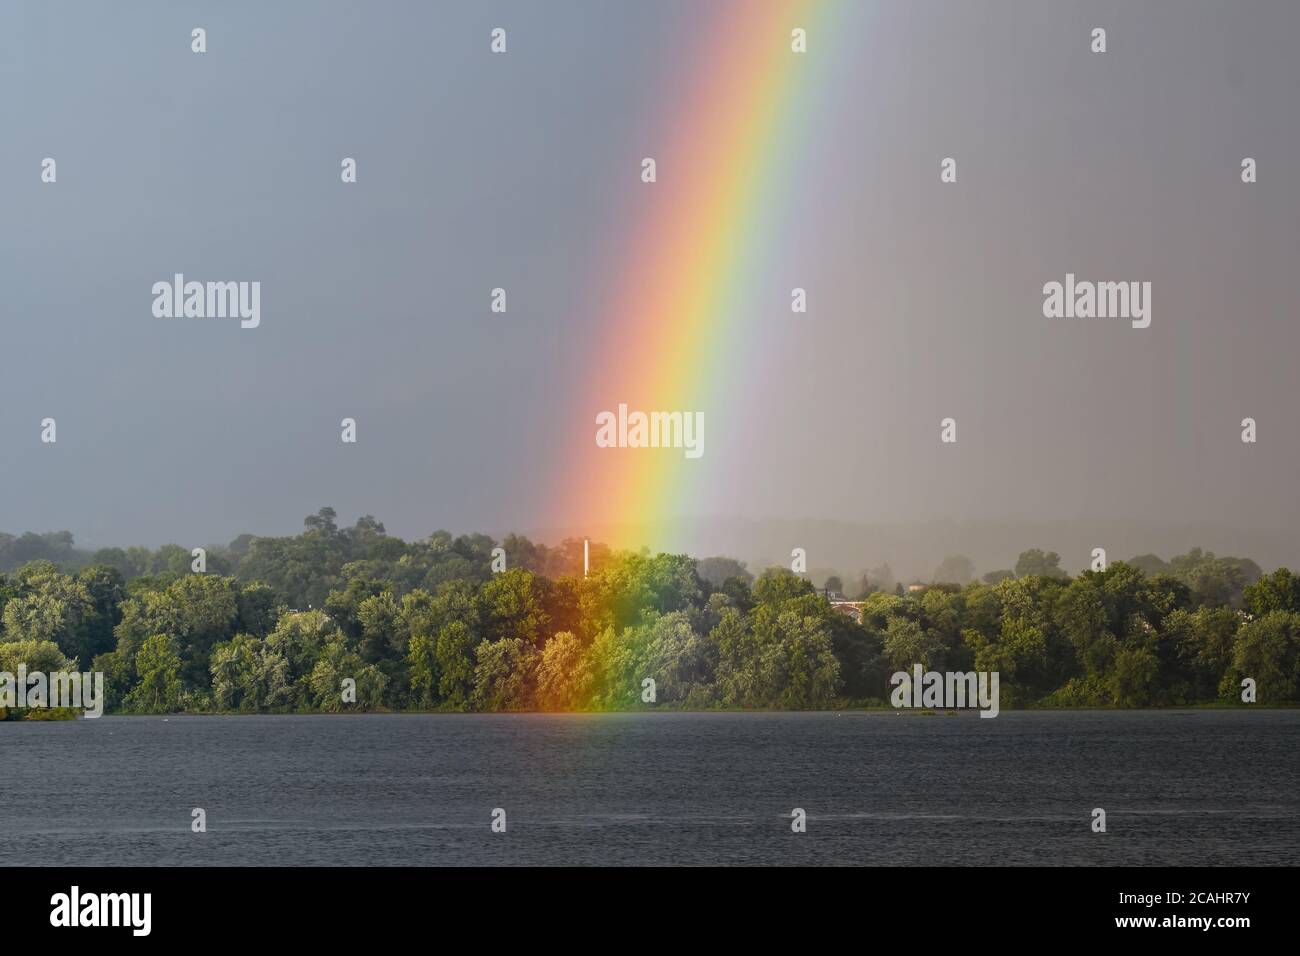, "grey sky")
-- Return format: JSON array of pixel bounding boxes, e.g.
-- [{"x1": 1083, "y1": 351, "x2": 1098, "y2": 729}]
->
[{"x1": 2, "y1": 1, "x2": 1297, "y2": 575}]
